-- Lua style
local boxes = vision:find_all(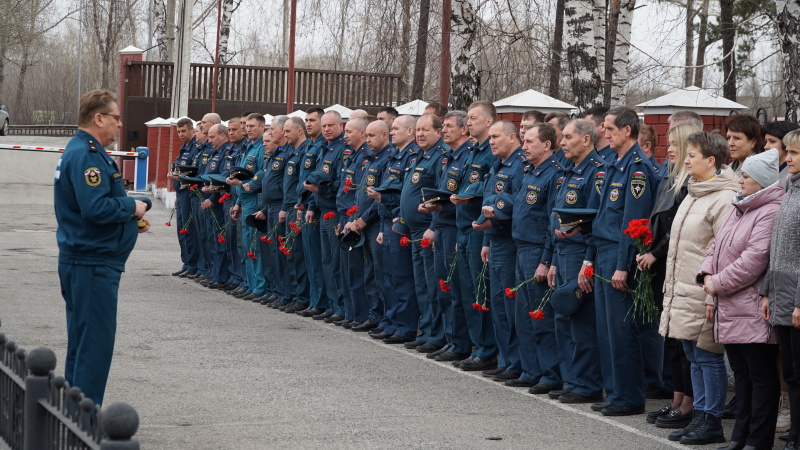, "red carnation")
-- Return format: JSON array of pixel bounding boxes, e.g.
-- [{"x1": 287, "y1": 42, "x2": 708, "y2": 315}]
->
[
  {"x1": 190, "y1": 184, "x2": 199, "y2": 190},
  {"x1": 584, "y1": 266, "x2": 595, "y2": 277},
  {"x1": 439, "y1": 279, "x2": 451, "y2": 292},
  {"x1": 644, "y1": 236, "x2": 653, "y2": 246},
  {"x1": 420, "y1": 238, "x2": 432, "y2": 248},
  {"x1": 472, "y1": 302, "x2": 487, "y2": 311},
  {"x1": 505, "y1": 288, "x2": 517, "y2": 298},
  {"x1": 323, "y1": 212, "x2": 336, "y2": 220},
  {"x1": 179, "y1": 229, "x2": 189, "y2": 235},
  {"x1": 345, "y1": 179, "x2": 353, "y2": 187},
  {"x1": 400, "y1": 237, "x2": 410, "y2": 247},
  {"x1": 217, "y1": 234, "x2": 226, "y2": 244},
  {"x1": 346, "y1": 206, "x2": 359, "y2": 216},
  {"x1": 165, "y1": 222, "x2": 171, "y2": 226},
  {"x1": 529, "y1": 309, "x2": 545, "y2": 320}
]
